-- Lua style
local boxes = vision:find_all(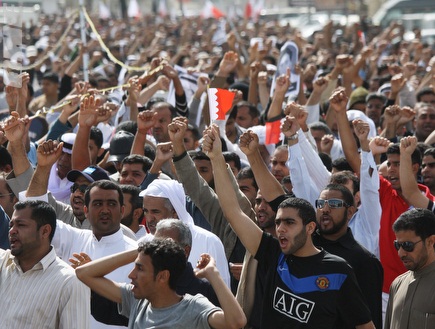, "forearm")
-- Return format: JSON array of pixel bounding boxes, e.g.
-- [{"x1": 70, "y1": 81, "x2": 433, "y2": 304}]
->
[
  {"x1": 26, "y1": 166, "x2": 51, "y2": 197},
  {"x1": 336, "y1": 113, "x2": 361, "y2": 173},
  {"x1": 8, "y1": 140, "x2": 31, "y2": 177},
  {"x1": 75, "y1": 249, "x2": 138, "y2": 304},
  {"x1": 379, "y1": 123, "x2": 397, "y2": 140},
  {"x1": 138, "y1": 82, "x2": 160, "y2": 105},
  {"x1": 247, "y1": 150, "x2": 285, "y2": 200},
  {"x1": 207, "y1": 268, "x2": 247, "y2": 329},
  {"x1": 258, "y1": 85, "x2": 270, "y2": 110},
  {"x1": 72, "y1": 126, "x2": 91, "y2": 170},
  {"x1": 400, "y1": 153, "x2": 429, "y2": 208},
  {"x1": 247, "y1": 78, "x2": 259, "y2": 105},
  {"x1": 266, "y1": 93, "x2": 285, "y2": 120},
  {"x1": 131, "y1": 131, "x2": 147, "y2": 155}
]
